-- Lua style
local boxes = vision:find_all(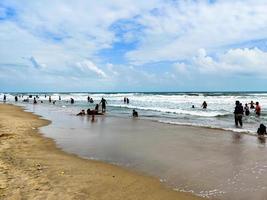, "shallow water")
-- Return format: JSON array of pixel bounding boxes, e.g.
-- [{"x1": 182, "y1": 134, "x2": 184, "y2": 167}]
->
[
  {"x1": 1, "y1": 92, "x2": 267, "y2": 134},
  {"x1": 19, "y1": 103, "x2": 267, "y2": 200}
]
